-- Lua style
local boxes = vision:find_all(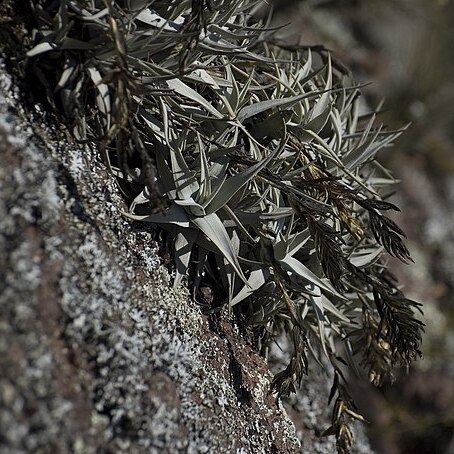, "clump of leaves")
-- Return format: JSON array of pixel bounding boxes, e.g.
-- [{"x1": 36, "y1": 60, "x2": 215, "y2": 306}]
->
[{"x1": 25, "y1": 0, "x2": 424, "y2": 452}]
